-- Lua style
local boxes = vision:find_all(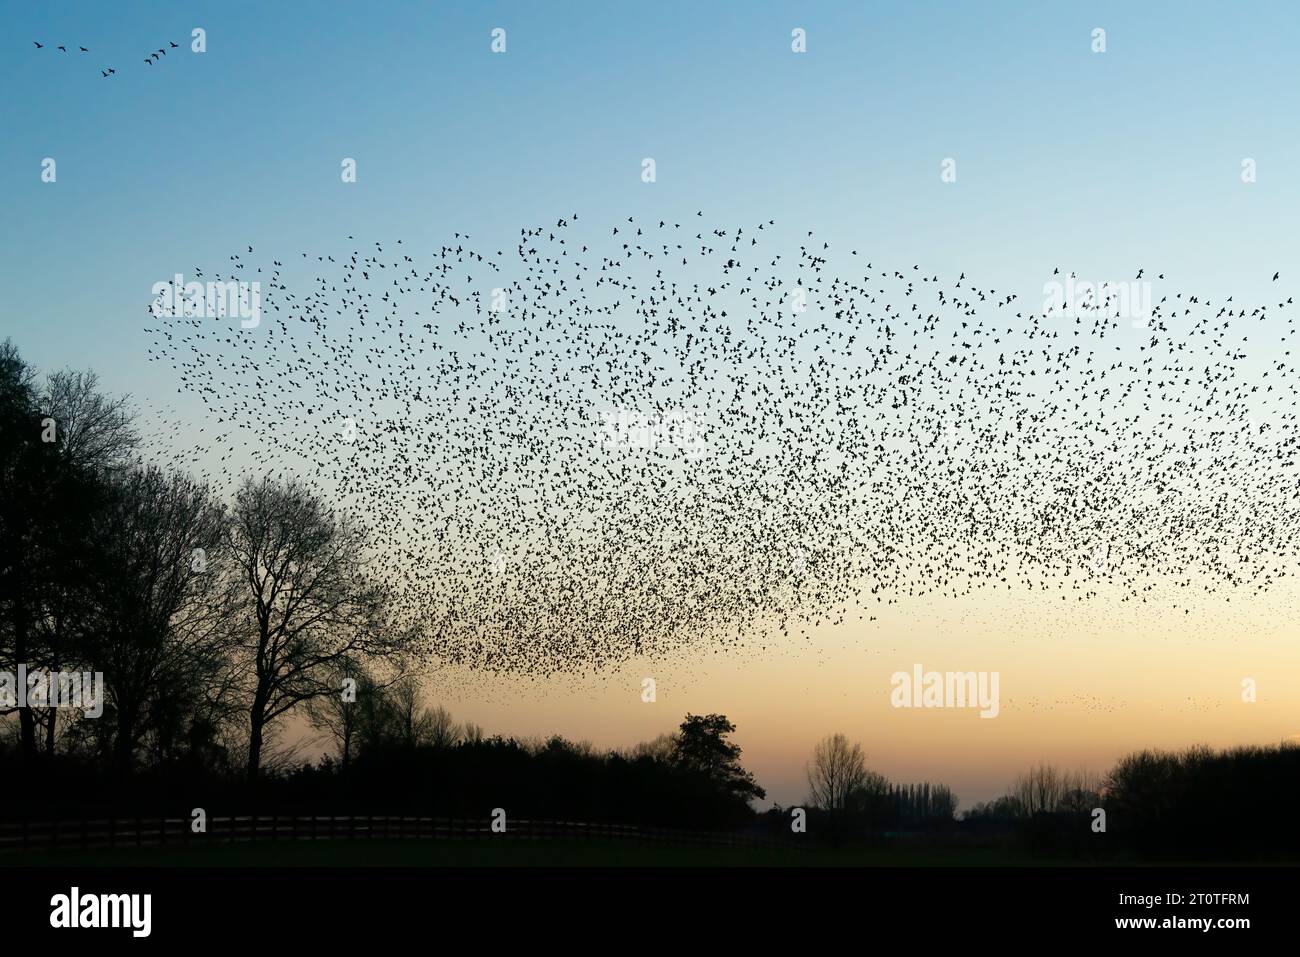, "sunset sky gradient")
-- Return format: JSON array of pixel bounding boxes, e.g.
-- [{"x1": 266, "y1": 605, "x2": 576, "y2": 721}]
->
[{"x1": 3, "y1": 1, "x2": 1298, "y2": 808}]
